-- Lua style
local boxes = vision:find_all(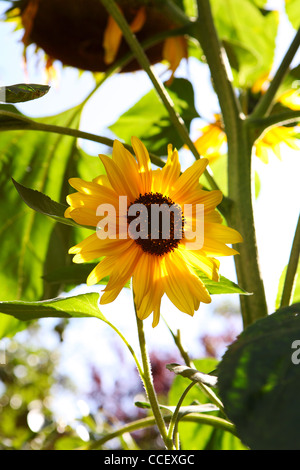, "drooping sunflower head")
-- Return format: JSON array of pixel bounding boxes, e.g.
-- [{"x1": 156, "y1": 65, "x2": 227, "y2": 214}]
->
[
  {"x1": 4, "y1": 0, "x2": 187, "y2": 77},
  {"x1": 65, "y1": 137, "x2": 243, "y2": 327}
]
